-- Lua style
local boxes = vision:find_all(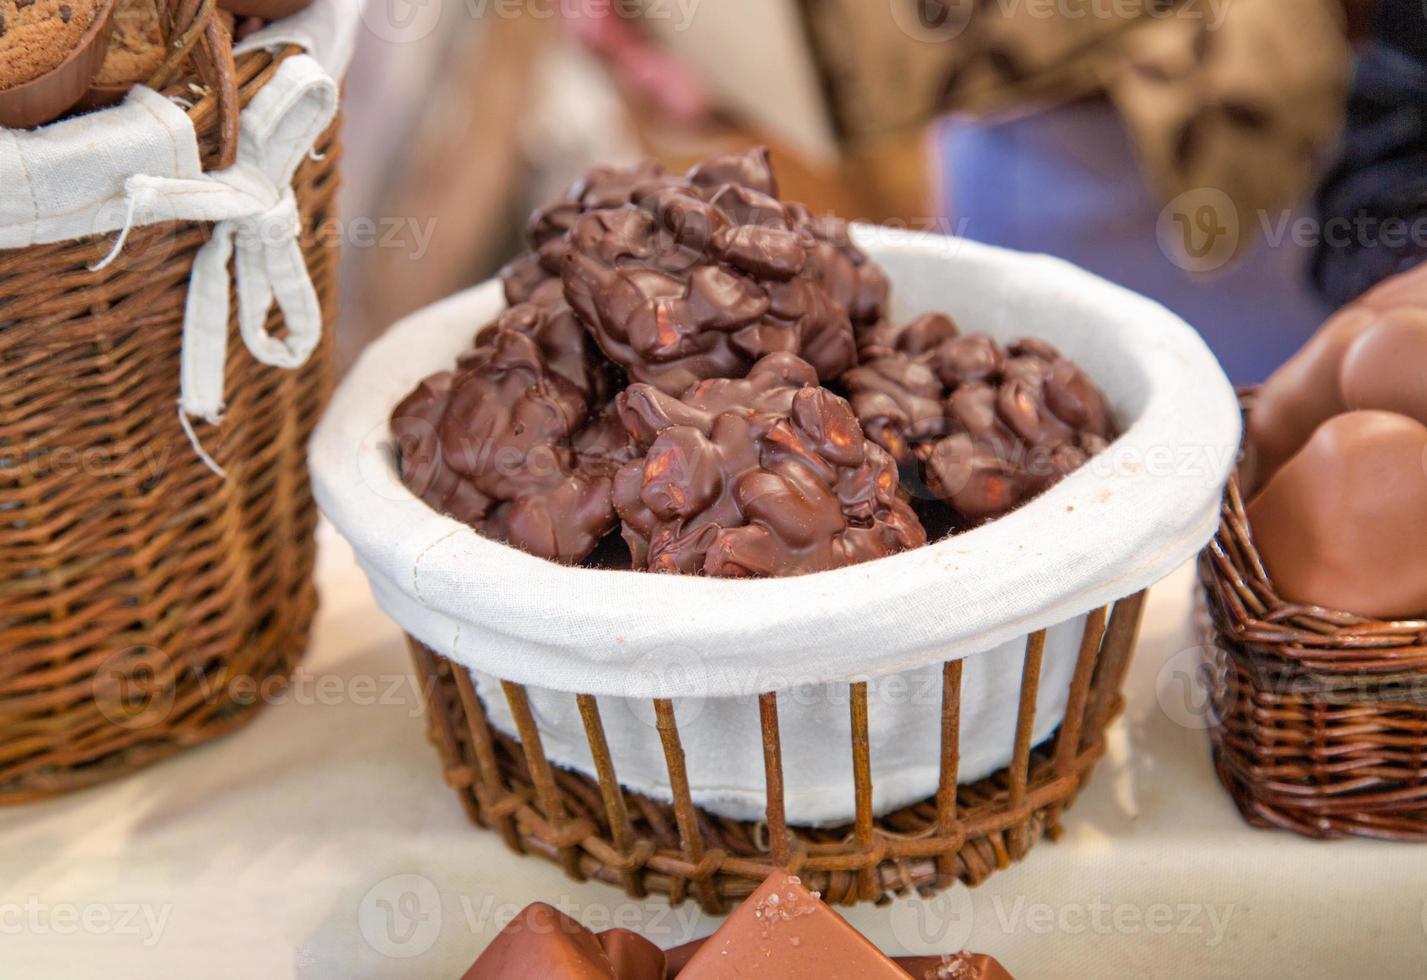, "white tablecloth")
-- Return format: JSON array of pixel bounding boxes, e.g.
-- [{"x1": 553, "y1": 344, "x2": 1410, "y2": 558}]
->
[{"x1": 3, "y1": 527, "x2": 1424, "y2": 979}]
